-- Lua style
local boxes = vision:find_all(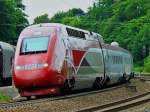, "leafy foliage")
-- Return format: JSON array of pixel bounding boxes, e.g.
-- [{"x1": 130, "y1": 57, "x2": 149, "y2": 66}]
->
[
  {"x1": 0, "y1": 0, "x2": 28, "y2": 45},
  {"x1": 33, "y1": 14, "x2": 50, "y2": 24},
  {"x1": 50, "y1": 8, "x2": 85, "y2": 23},
  {"x1": 47, "y1": 0, "x2": 150, "y2": 65},
  {"x1": 143, "y1": 53, "x2": 150, "y2": 72}
]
